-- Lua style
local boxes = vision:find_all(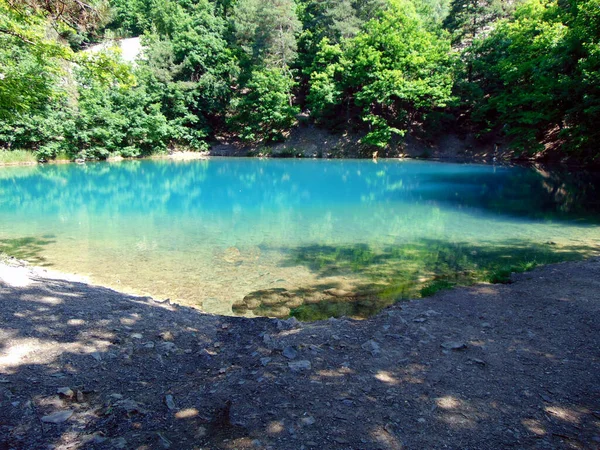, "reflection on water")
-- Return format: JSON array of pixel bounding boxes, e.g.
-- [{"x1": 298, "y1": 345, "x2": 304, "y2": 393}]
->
[{"x1": 0, "y1": 158, "x2": 599, "y2": 319}]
